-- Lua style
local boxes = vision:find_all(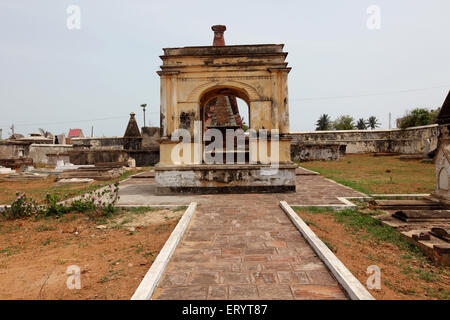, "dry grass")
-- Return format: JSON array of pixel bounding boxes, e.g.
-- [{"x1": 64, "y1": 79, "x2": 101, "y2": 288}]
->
[
  {"x1": 300, "y1": 154, "x2": 435, "y2": 194},
  {"x1": 0, "y1": 206, "x2": 182, "y2": 299},
  {"x1": 293, "y1": 206, "x2": 450, "y2": 300}
]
